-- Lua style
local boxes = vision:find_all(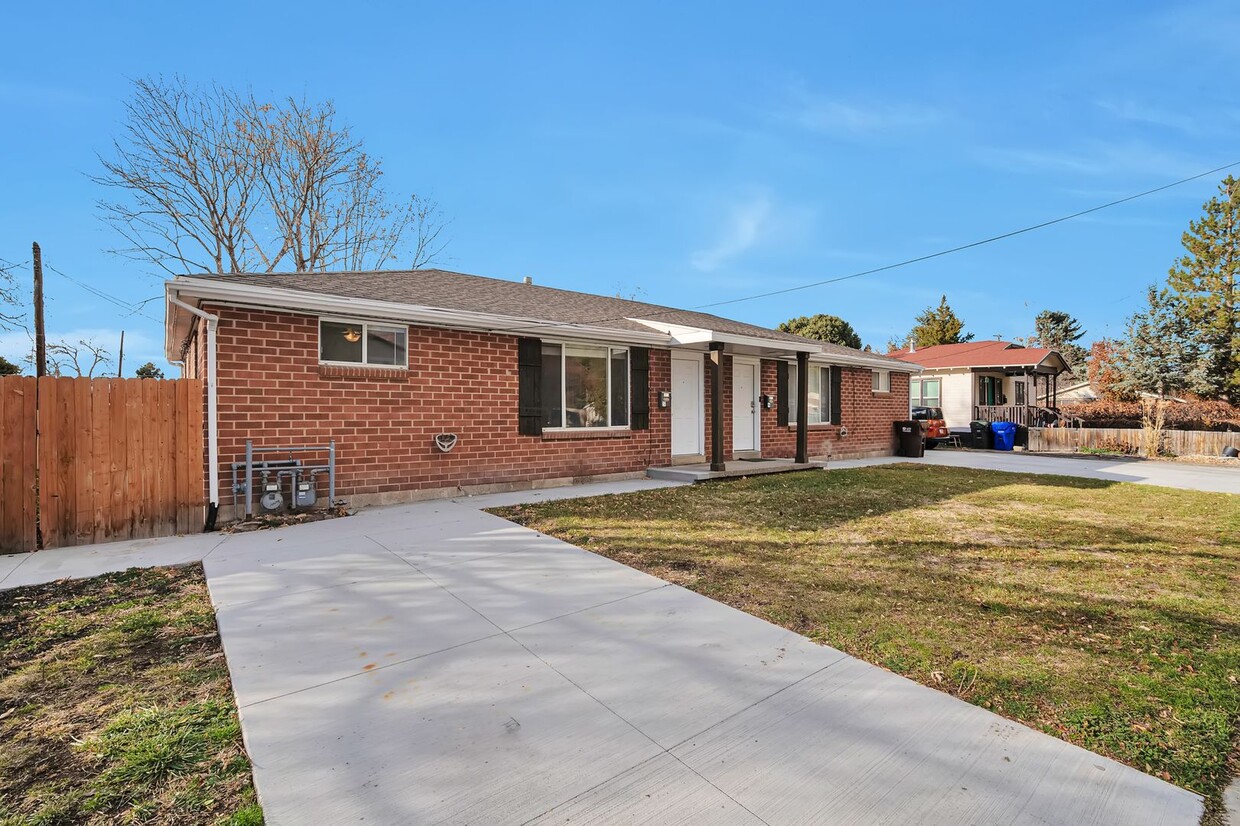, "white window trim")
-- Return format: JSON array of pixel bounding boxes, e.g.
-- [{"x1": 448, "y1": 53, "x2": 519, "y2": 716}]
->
[
  {"x1": 788, "y1": 363, "x2": 834, "y2": 426},
  {"x1": 871, "y1": 369, "x2": 891, "y2": 394},
  {"x1": 540, "y1": 341, "x2": 632, "y2": 431},
  {"x1": 319, "y1": 317, "x2": 409, "y2": 368}
]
